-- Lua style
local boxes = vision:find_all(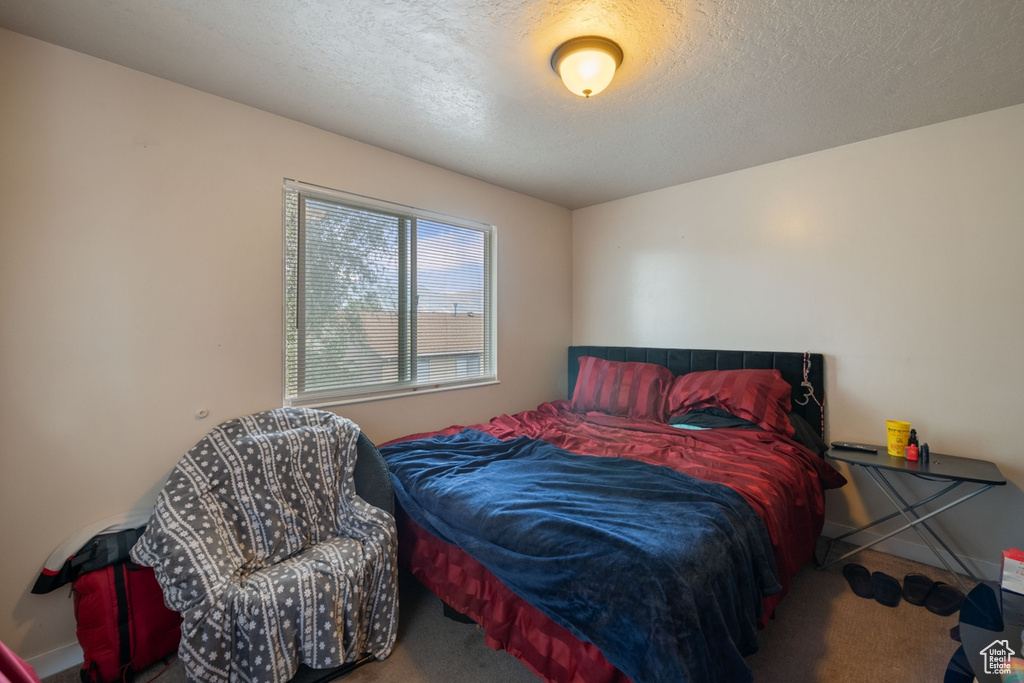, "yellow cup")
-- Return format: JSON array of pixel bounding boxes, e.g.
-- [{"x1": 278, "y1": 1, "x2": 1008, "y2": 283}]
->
[{"x1": 886, "y1": 420, "x2": 911, "y2": 457}]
